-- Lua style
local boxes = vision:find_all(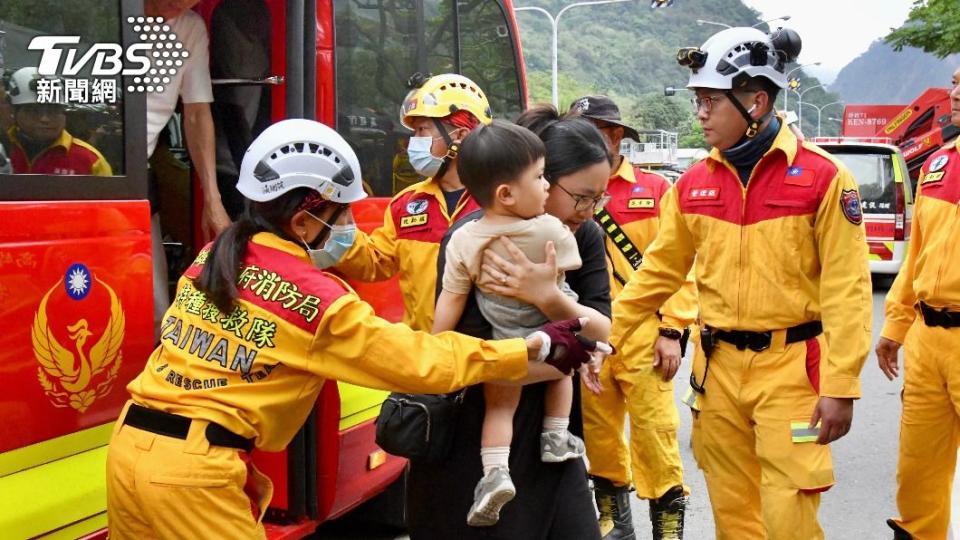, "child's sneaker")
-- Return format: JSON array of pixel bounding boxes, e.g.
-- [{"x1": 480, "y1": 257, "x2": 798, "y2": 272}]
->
[
  {"x1": 466, "y1": 466, "x2": 516, "y2": 527},
  {"x1": 540, "y1": 430, "x2": 585, "y2": 462}
]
